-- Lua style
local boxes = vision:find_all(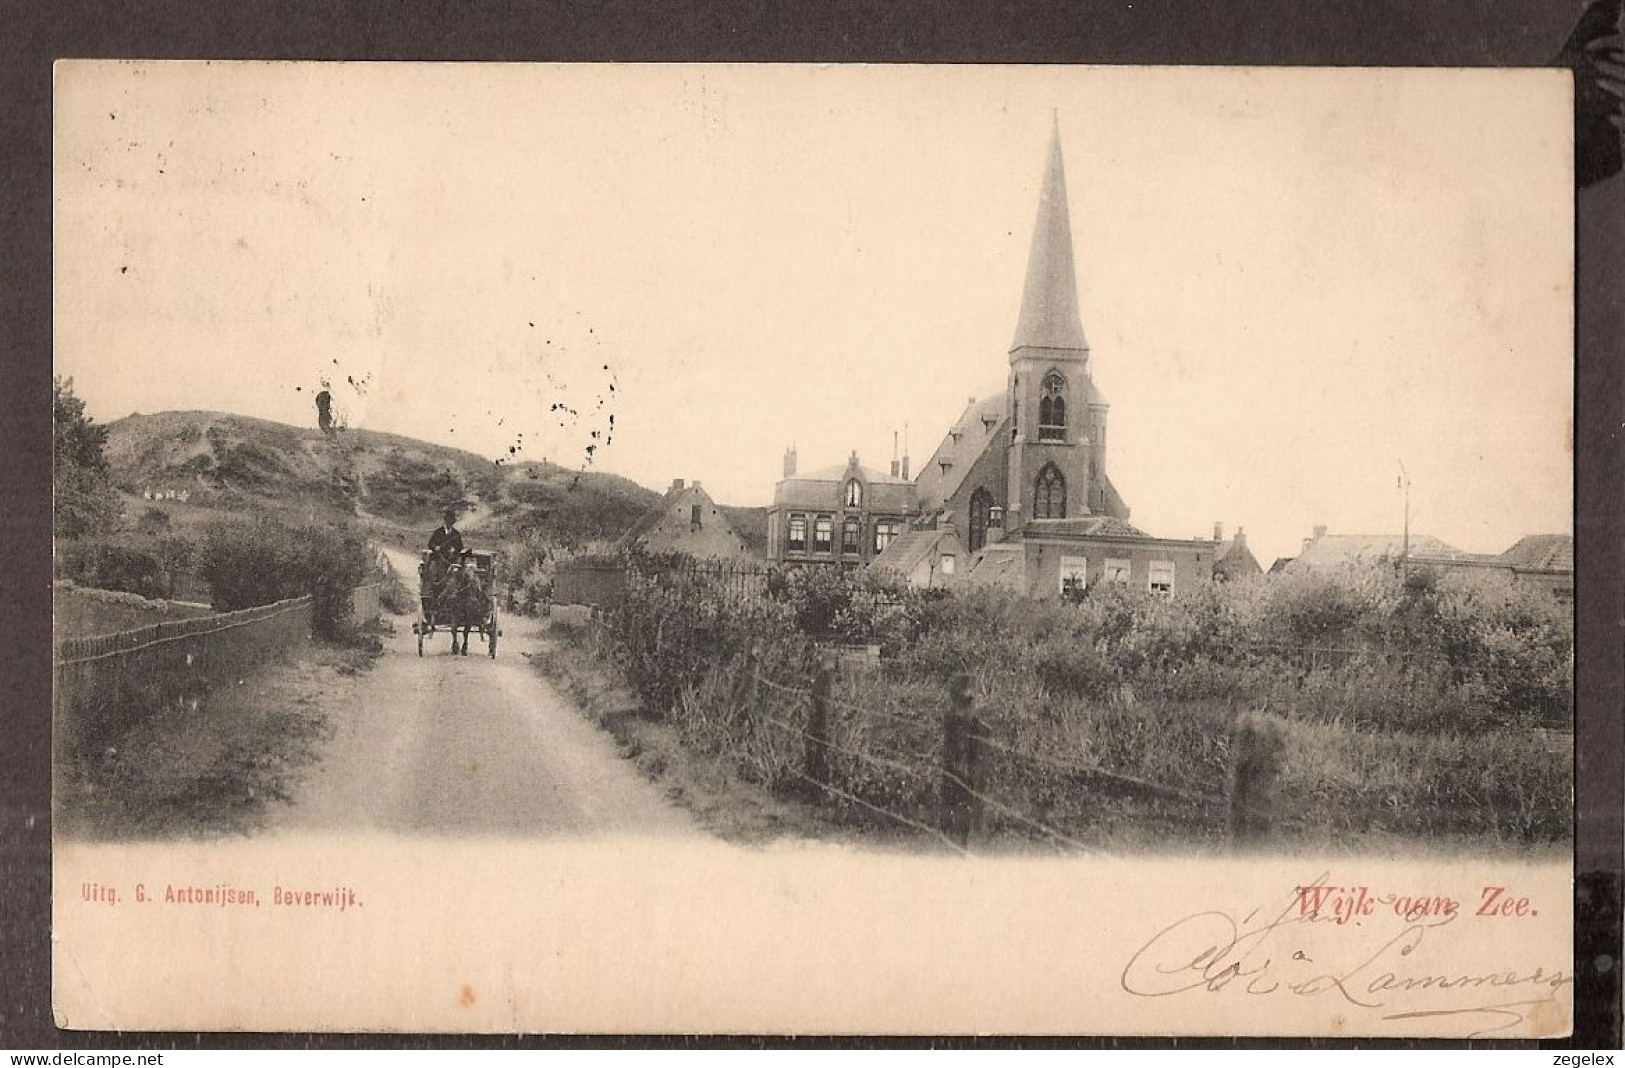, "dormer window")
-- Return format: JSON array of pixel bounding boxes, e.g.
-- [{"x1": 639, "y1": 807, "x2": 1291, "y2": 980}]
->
[
  {"x1": 1039, "y1": 372, "x2": 1067, "y2": 442},
  {"x1": 845, "y1": 479, "x2": 863, "y2": 508}
]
